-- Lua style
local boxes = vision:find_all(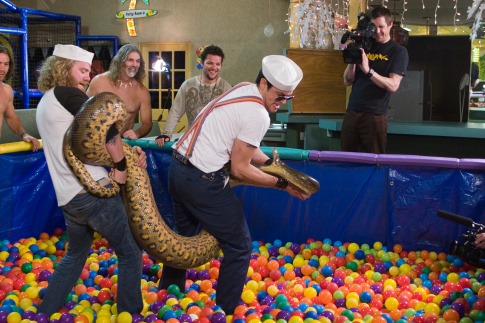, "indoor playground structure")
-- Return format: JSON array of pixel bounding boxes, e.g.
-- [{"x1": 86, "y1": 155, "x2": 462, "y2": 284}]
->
[
  {"x1": 1, "y1": 0, "x2": 485, "y2": 322},
  {"x1": 0, "y1": 0, "x2": 118, "y2": 111}
]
